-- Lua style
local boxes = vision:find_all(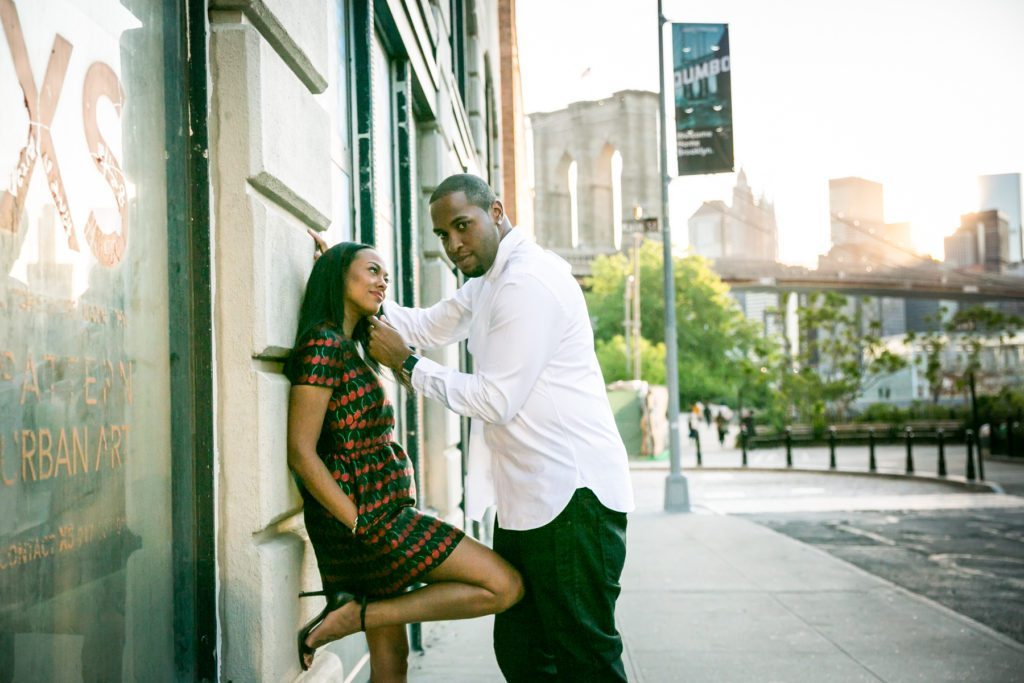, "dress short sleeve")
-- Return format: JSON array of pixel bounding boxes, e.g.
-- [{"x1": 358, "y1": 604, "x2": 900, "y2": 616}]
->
[{"x1": 285, "y1": 324, "x2": 356, "y2": 388}]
